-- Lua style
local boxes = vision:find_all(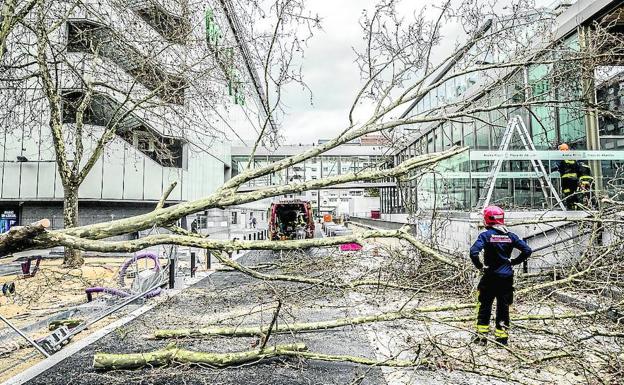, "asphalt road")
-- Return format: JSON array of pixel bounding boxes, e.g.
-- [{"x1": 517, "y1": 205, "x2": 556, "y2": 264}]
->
[{"x1": 26, "y1": 250, "x2": 387, "y2": 385}]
